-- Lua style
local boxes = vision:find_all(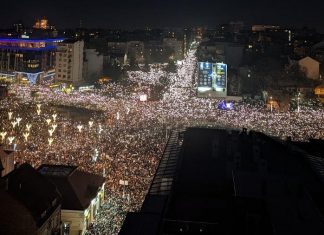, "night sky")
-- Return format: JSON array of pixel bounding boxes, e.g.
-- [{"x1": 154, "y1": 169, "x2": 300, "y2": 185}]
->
[{"x1": 1, "y1": 0, "x2": 323, "y2": 30}]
